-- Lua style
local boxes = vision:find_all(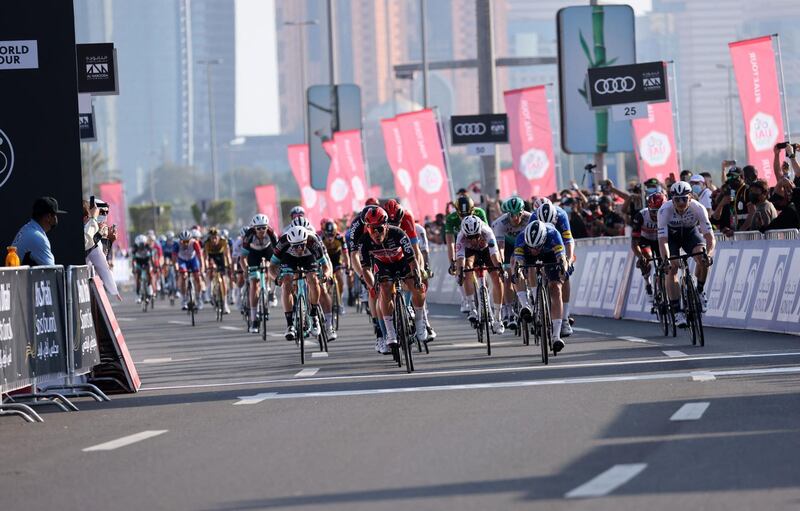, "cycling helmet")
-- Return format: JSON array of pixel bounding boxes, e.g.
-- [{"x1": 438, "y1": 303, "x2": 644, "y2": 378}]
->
[
  {"x1": 239, "y1": 227, "x2": 248, "y2": 238},
  {"x1": 289, "y1": 206, "x2": 305, "y2": 218},
  {"x1": 147, "y1": 233, "x2": 157, "y2": 242},
  {"x1": 532, "y1": 197, "x2": 552, "y2": 210},
  {"x1": 221, "y1": 229, "x2": 229, "y2": 239},
  {"x1": 146, "y1": 229, "x2": 156, "y2": 238},
  {"x1": 179, "y1": 230, "x2": 192, "y2": 241},
  {"x1": 364, "y1": 207, "x2": 389, "y2": 227},
  {"x1": 383, "y1": 199, "x2": 404, "y2": 223},
  {"x1": 319, "y1": 217, "x2": 331, "y2": 229},
  {"x1": 158, "y1": 235, "x2": 167, "y2": 244},
  {"x1": 647, "y1": 192, "x2": 666, "y2": 210},
  {"x1": 285, "y1": 225, "x2": 309, "y2": 245},
  {"x1": 537, "y1": 202, "x2": 558, "y2": 224},
  {"x1": 670, "y1": 181, "x2": 692, "y2": 197},
  {"x1": 134, "y1": 234, "x2": 147, "y2": 246},
  {"x1": 505, "y1": 196, "x2": 525, "y2": 215},
  {"x1": 322, "y1": 220, "x2": 336, "y2": 236},
  {"x1": 250, "y1": 214, "x2": 269, "y2": 227},
  {"x1": 455, "y1": 195, "x2": 474, "y2": 217},
  {"x1": 365, "y1": 197, "x2": 380, "y2": 207},
  {"x1": 165, "y1": 230, "x2": 175, "y2": 240},
  {"x1": 500, "y1": 200, "x2": 510, "y2": 214},
  {"x1": 290, "y1": 217, "x2": 313, "y2": 231},
  {"x1": 191, "y1": 228, "x2": 202, "y2": 239},
  {"x1": 461, "y1": 215, "x2": 482, "y2": 237},
  {"x1": 523, "y1": 221, "x2": 548, "y2": 249},
  {"x1": 208, "y1": 227, "x2": 219, "y2": 236}
]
